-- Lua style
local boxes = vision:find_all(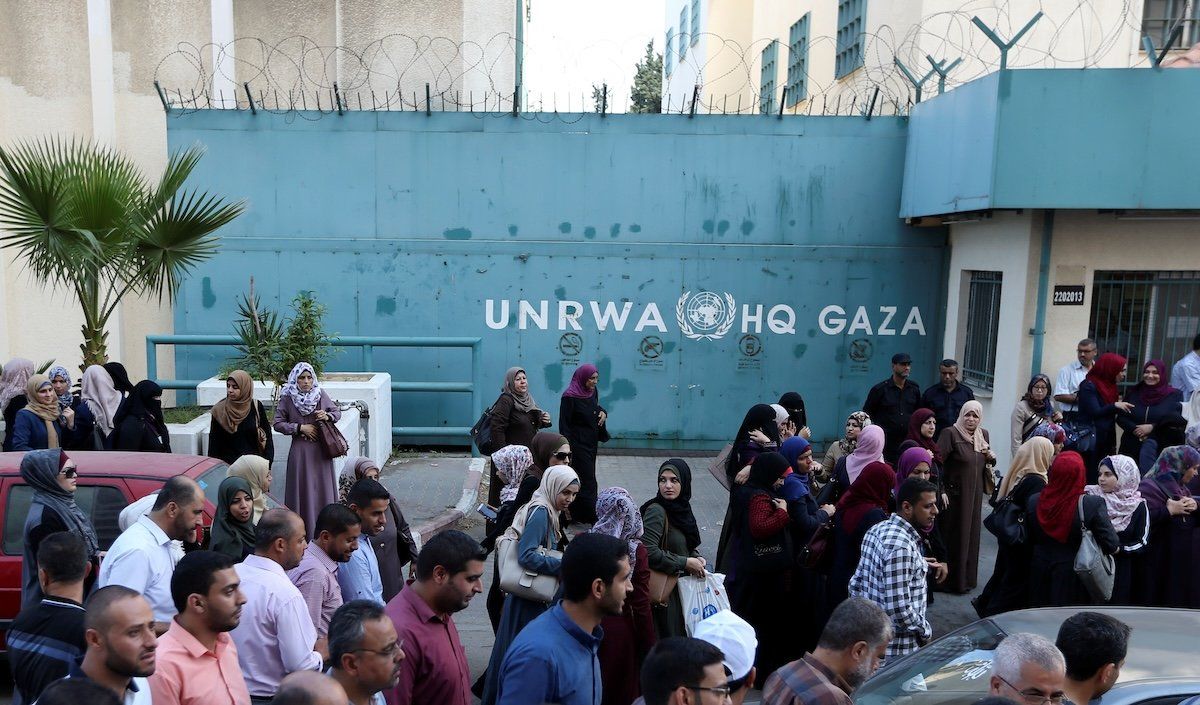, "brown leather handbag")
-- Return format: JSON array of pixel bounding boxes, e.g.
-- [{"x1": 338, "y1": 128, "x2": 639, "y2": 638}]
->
[
  {"x1": 316, "y1": 418, "x2": 349, "y2": 459},
  {"x1": 647, "y1": 512, "x2": 679, "y2": 606}
]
